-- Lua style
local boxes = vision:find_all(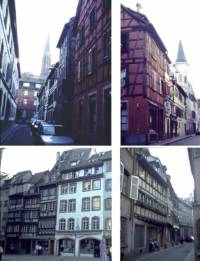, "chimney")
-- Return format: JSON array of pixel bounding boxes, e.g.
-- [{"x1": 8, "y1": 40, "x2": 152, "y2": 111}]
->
[
  {"x1": 56, "y1": 152, "x2": 60, "y2": 162},
  {"x1": 136, "y1": 2, "x2": 142, "y2": 13}
]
